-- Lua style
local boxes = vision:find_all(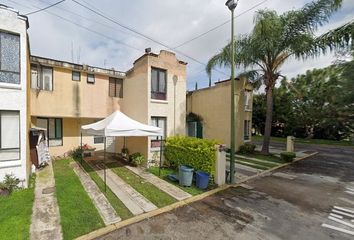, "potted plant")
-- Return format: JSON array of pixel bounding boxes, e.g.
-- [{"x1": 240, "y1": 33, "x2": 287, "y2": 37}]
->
[
  {"x1": 129, "y1": 152, "x2": 146, "y2": 167},
  {"x1": 82, "y1": 144, "x2": 96, "y2": 157}
]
